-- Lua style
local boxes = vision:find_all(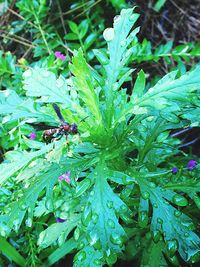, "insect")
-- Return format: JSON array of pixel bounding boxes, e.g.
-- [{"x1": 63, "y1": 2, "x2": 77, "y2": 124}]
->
[{"x1": 28, "y1": 103, "x2": 78, "y2": 143}]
